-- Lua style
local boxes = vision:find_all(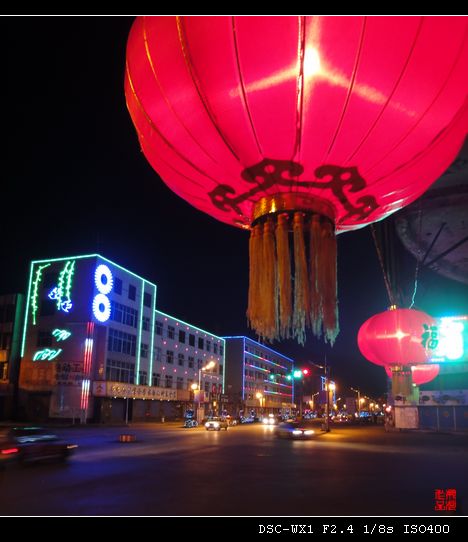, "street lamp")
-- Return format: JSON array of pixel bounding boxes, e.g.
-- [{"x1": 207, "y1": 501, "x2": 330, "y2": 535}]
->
[
  {"x1": 351, "y1": 387, "x2": 361, "y2": 419},
  {"x1": 324, "y1": 381, "x2": 336, "y2": 432},
  {"x1": 255, "y1": 392, "x2": 264, "y2": 414},
  {"x1": 196, "y1": 360, "x2": 216, "y2": 422}
]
